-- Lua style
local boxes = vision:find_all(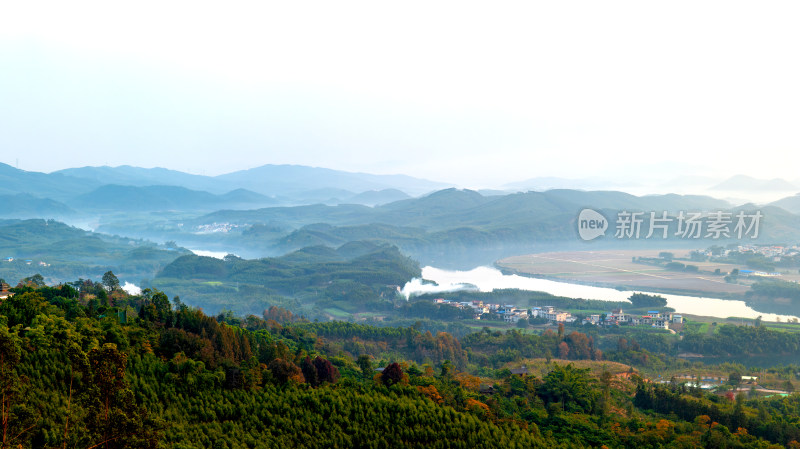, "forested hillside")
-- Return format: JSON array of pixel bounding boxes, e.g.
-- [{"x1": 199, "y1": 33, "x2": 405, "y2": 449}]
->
[
  {"x1": 151, "y1": 242, "x2": 420, "y2": 317},
  {"x1": 4, "y1": 278, "x2": 800, "y2": 447},
  {"x1": 0, "y1": 219, "x2": 188, "y2": 284}
]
